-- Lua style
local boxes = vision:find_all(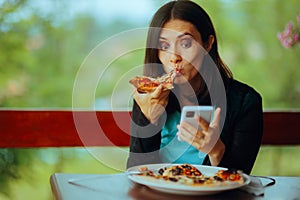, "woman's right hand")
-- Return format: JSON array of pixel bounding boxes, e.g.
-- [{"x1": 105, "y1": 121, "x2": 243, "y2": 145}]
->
[{"x1": 133, "y1": 85, "x2": 170, "y2": 125}]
